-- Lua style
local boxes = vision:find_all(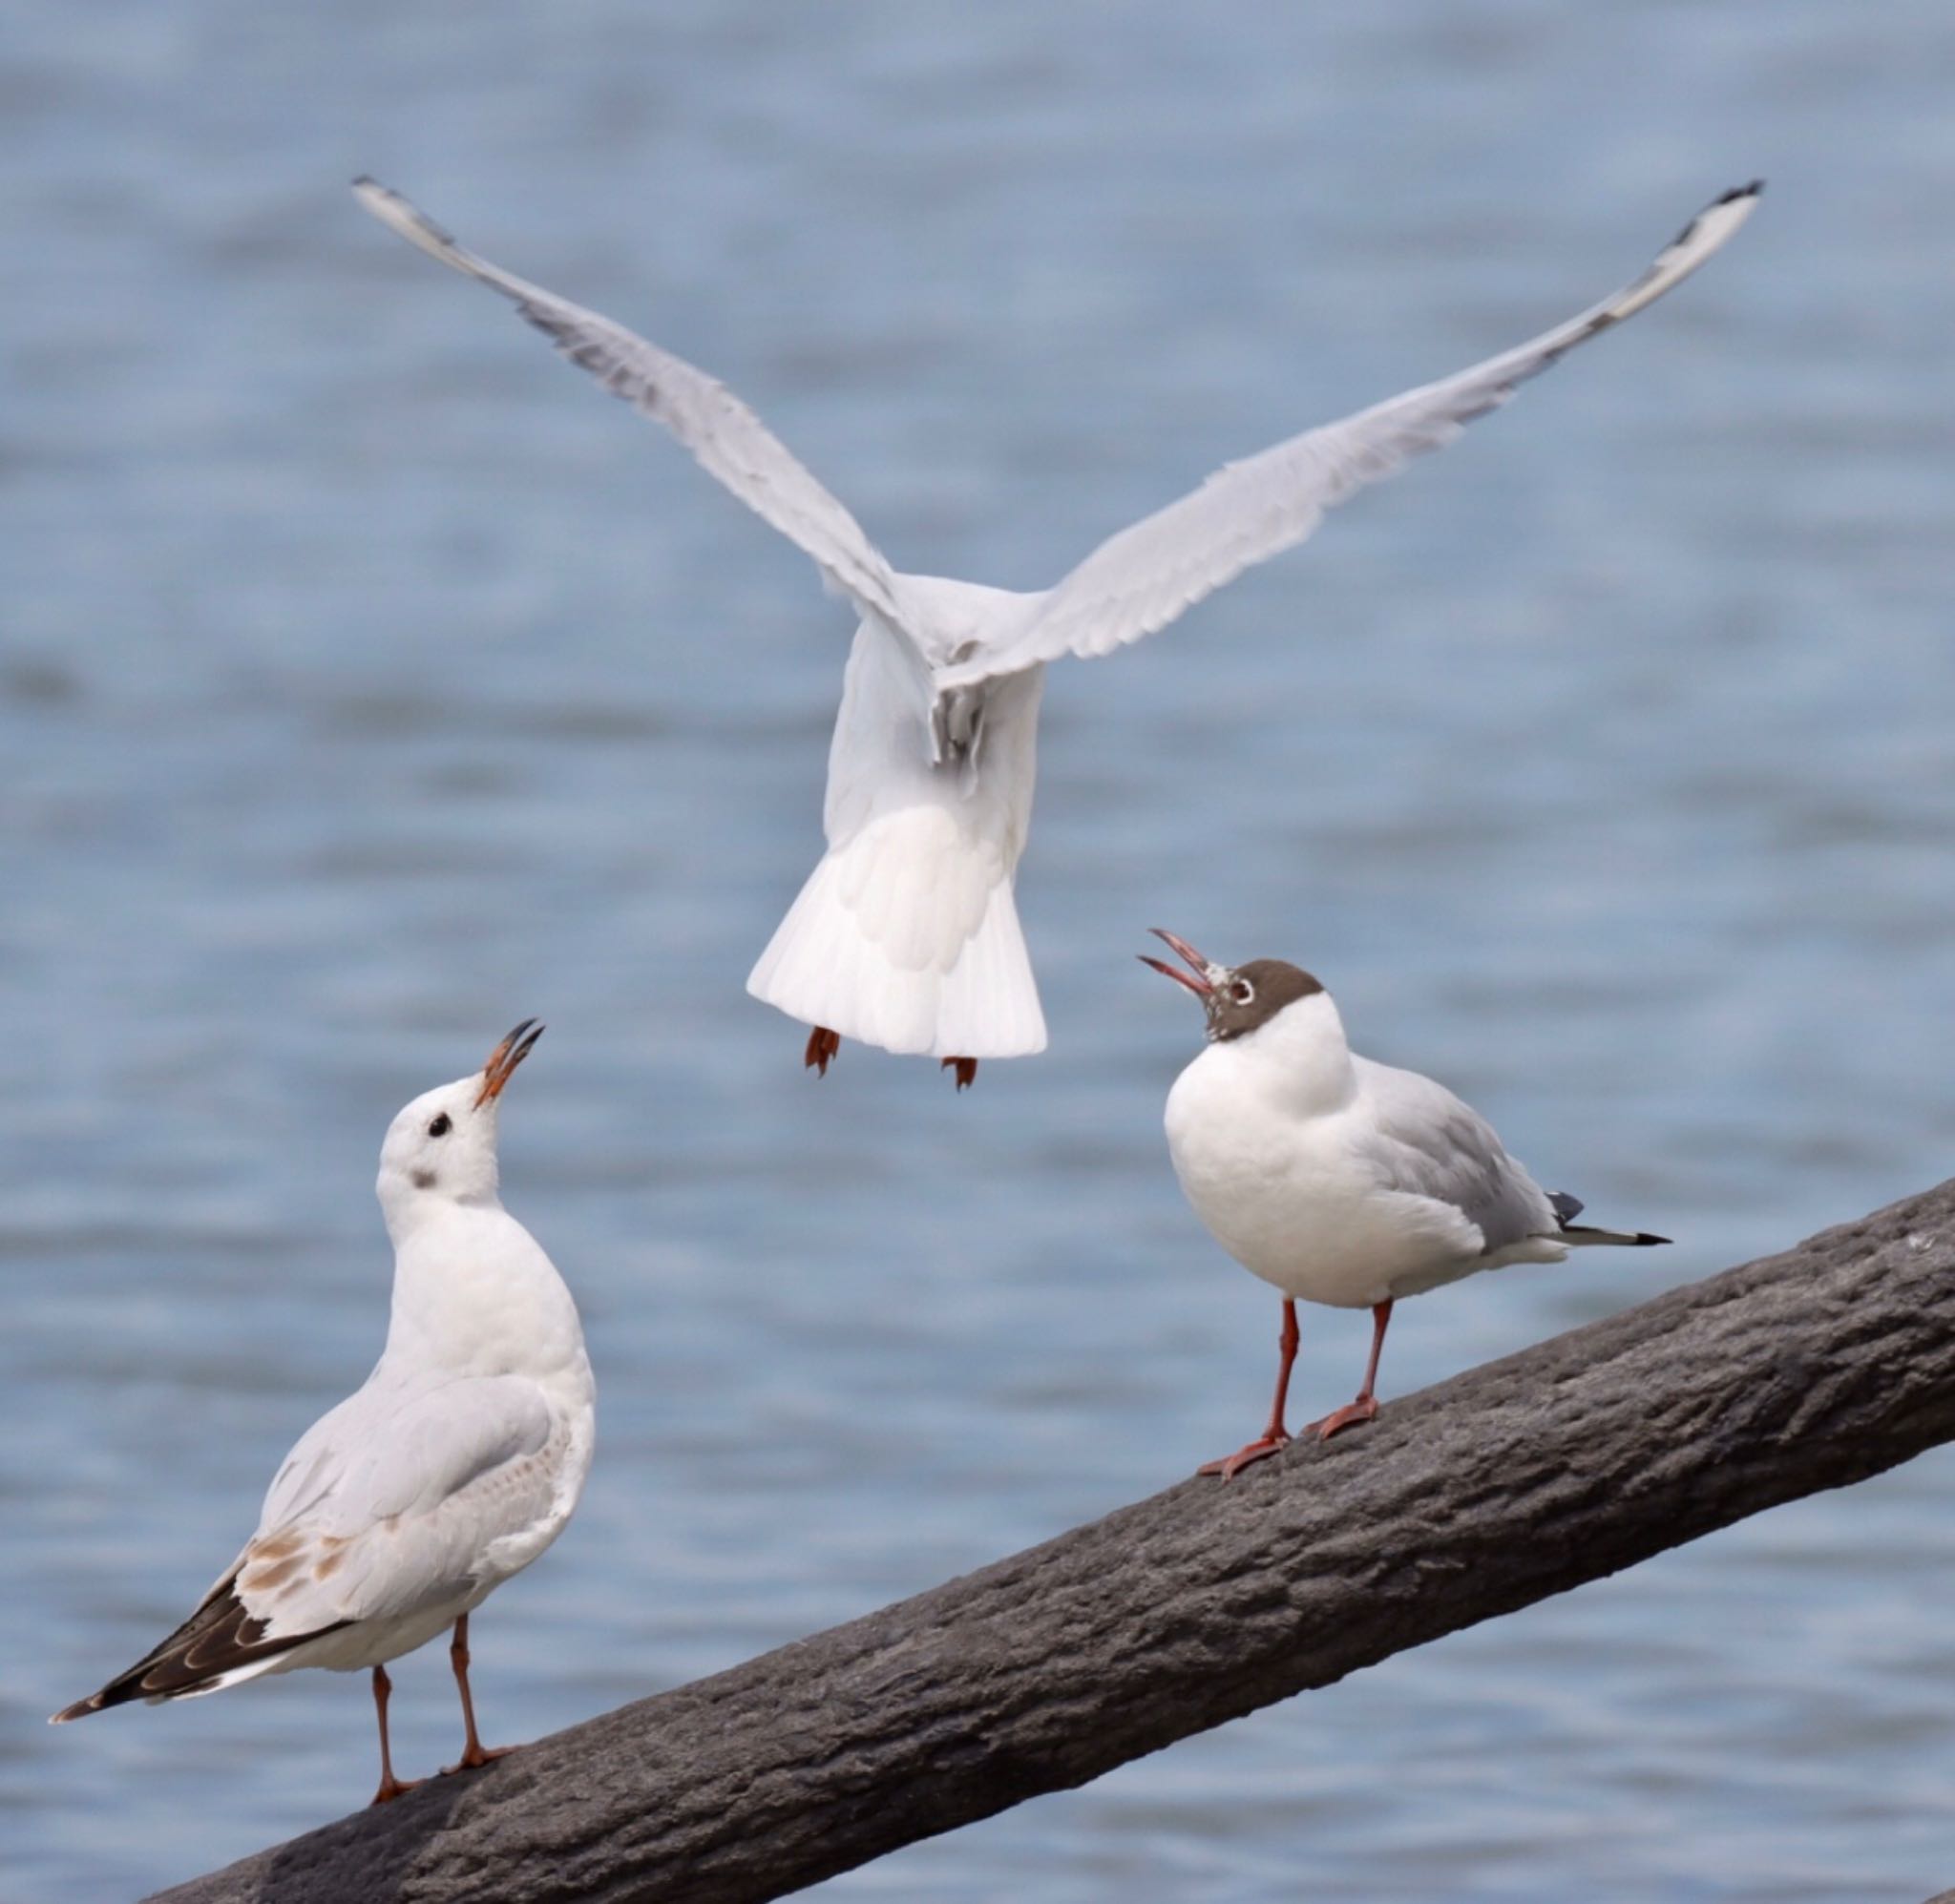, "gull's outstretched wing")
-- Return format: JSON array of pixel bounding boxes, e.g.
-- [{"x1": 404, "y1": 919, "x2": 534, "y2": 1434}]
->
[
  {"x1": 354, "y1": 177, "x2": 914, "y2": 640},
  {"x1": 939, "y1": 183, "x2": 1761, "y2": 690}
]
